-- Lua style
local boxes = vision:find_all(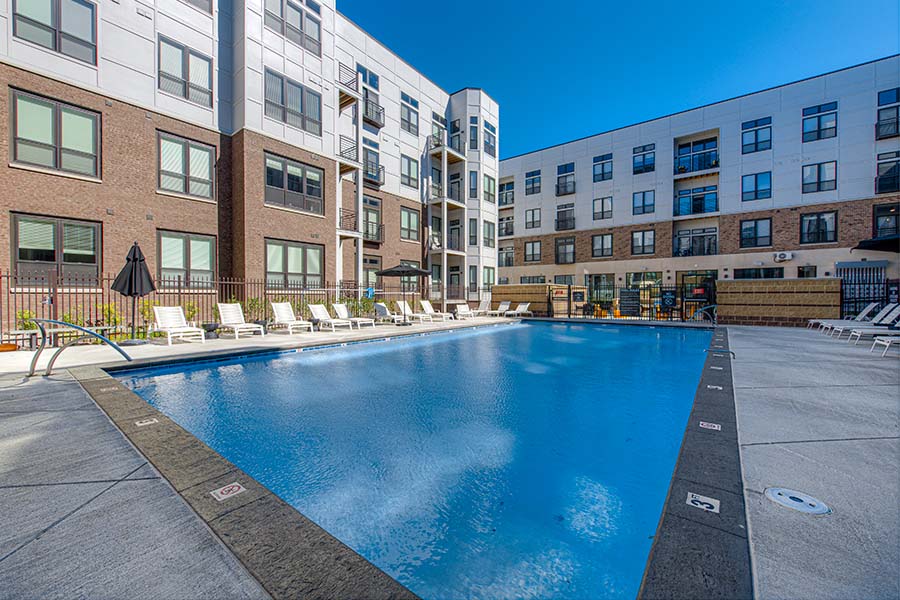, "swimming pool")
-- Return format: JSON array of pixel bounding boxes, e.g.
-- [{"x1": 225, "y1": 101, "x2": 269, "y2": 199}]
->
[{"x1": 119, "y1": 322, "x2": 711, "y2": 599}]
